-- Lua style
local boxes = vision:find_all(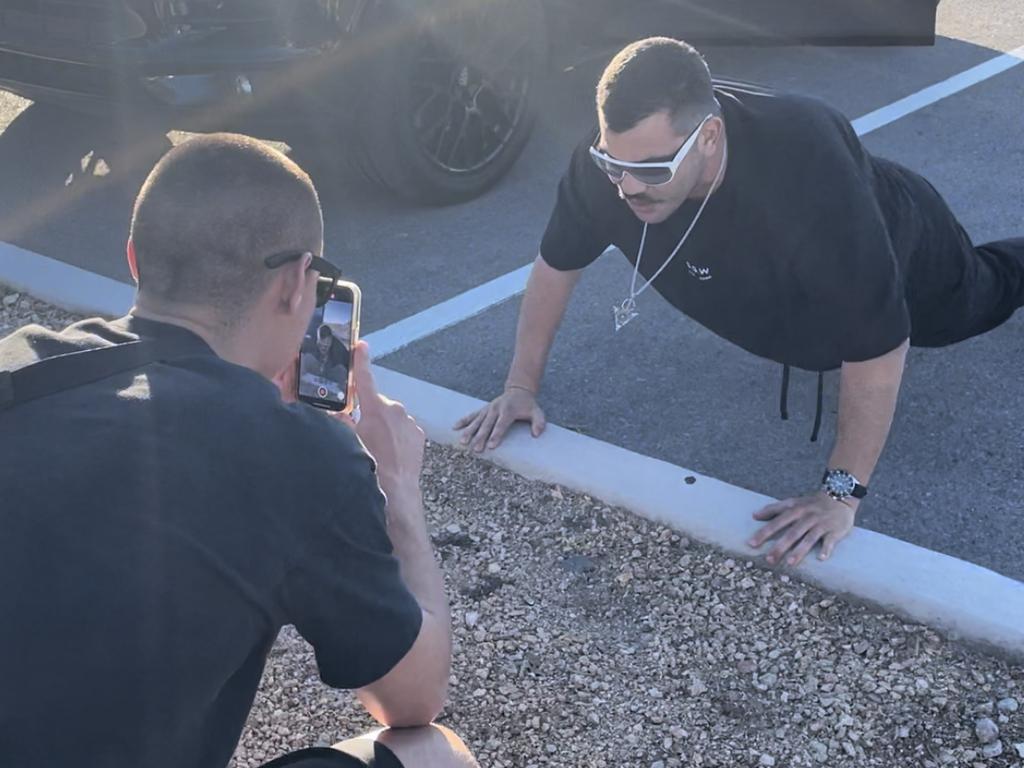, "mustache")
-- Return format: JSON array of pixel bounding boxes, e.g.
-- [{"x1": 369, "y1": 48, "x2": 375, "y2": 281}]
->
[{"x1": 620, "y1": 189, "x2": 656, "y2": 205}]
